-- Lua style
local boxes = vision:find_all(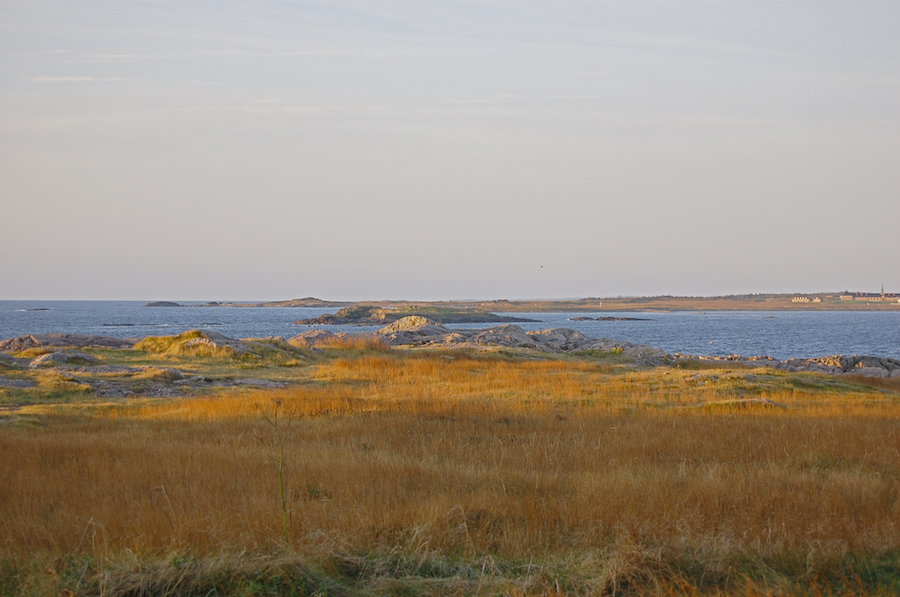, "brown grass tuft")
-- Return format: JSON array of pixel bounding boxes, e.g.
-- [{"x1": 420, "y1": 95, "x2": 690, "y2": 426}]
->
[
  {"x1": 319, "y1": 334, "x2": 392, "y2": 352},
  {"x1": 842, "y1": 374, "x2": 900, "y2": 392}
]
